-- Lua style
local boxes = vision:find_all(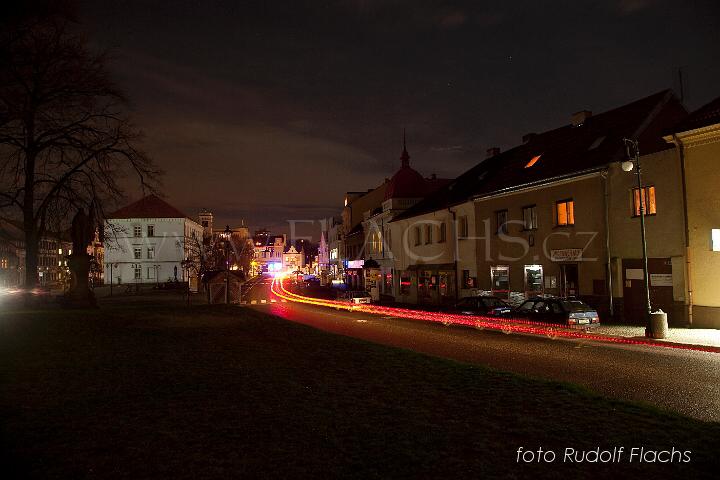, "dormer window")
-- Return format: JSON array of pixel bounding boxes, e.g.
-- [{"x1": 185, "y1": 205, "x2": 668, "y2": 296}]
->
[{"x1": 525, "y1": 154, "x2": 541, "y2": 168}]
